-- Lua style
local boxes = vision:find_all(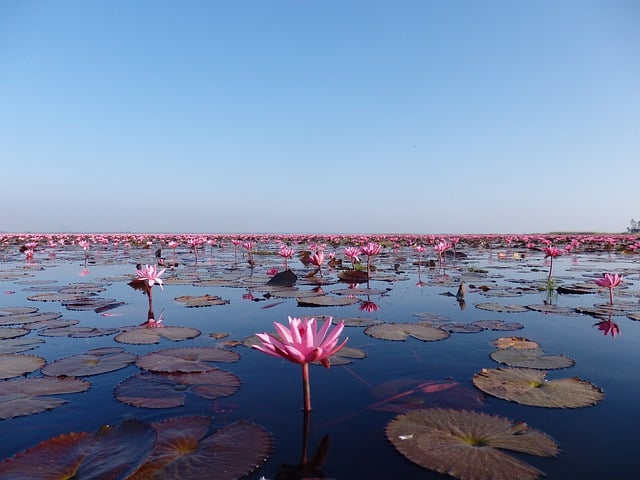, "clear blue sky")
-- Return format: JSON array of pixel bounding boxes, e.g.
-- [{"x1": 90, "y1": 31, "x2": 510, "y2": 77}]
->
[{"x1": 1, "y1": 0, "x2": 638, "y2": 234}]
